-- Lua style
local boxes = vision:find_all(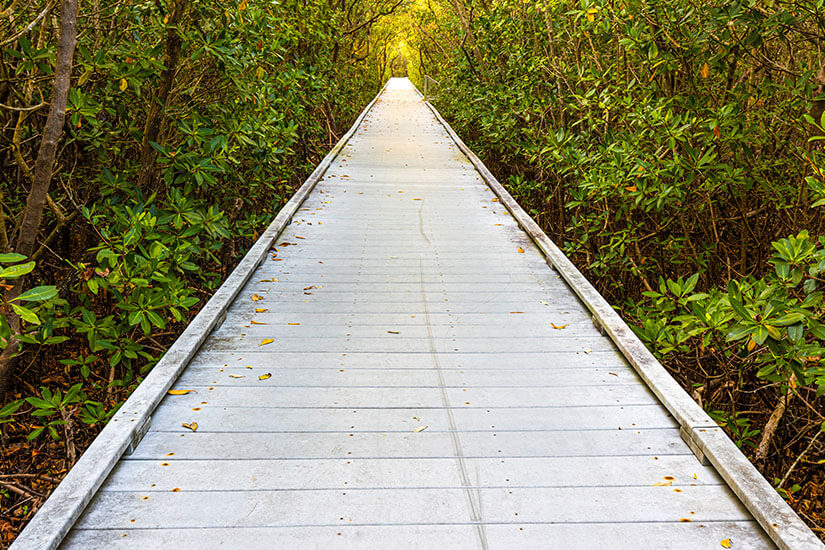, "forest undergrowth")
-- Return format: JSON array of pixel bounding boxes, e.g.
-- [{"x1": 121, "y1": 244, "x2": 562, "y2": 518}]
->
[
  {"x1": 406, "y1": 0, "x2": 825, "y2": 538},
  {"x1": 0, "y1": 0, "x2": 402, "y2": 544}
]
